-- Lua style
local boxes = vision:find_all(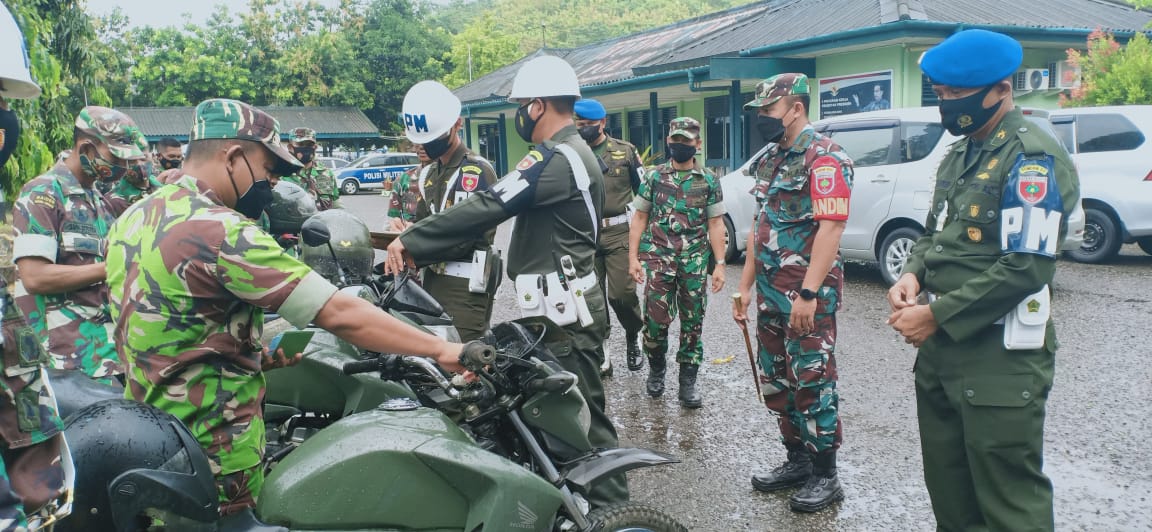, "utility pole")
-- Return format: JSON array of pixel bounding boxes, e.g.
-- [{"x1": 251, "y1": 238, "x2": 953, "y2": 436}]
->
[
  {"x1": 541, "y1": 23, "x2": 546, "y2": 48},
  {"x1": 467, "y1": 44, "x2": 473, "y2": 82}
]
